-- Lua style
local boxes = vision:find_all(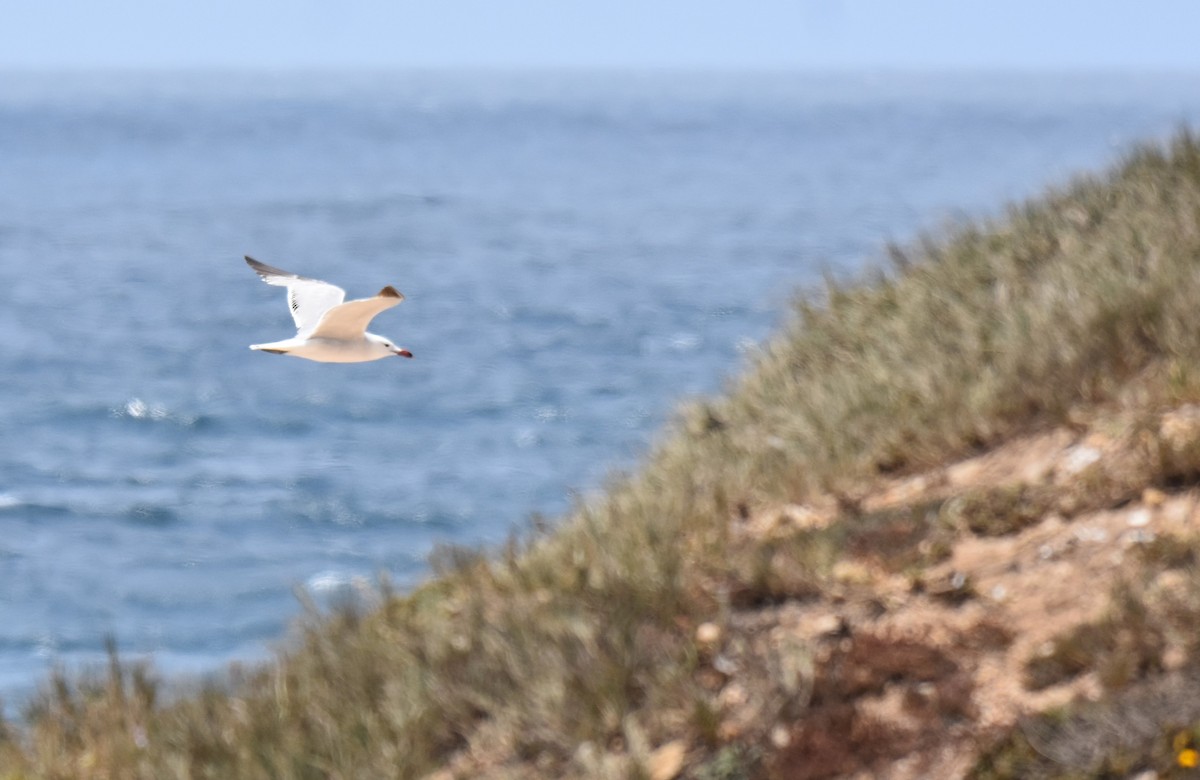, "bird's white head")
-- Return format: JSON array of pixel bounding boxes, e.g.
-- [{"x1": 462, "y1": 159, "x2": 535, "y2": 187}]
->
[{"x1": 367, "y1": 332, "x2": 413, "y2": 359}]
